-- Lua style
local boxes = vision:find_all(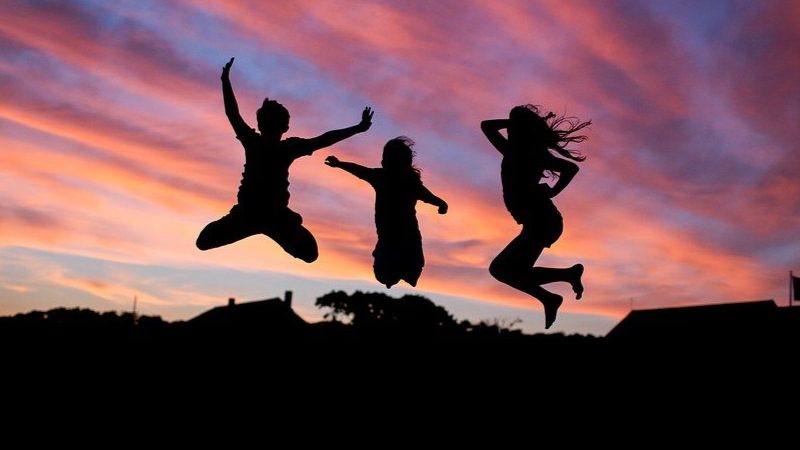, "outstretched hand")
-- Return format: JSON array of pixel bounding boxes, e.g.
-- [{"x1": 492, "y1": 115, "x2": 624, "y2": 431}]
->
[
  {"x1": 438, "y1": 202, "x2": 448, "y2": 215},
  {"x1": 358, "y1": 107, "x2": 374, "y2": 131},
  {"x1": 324, "y1": 155, "x2": 340, "y2": 168},
  {"x1": 221, "y1": 57, "x2": 234, "y2": 80}
]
